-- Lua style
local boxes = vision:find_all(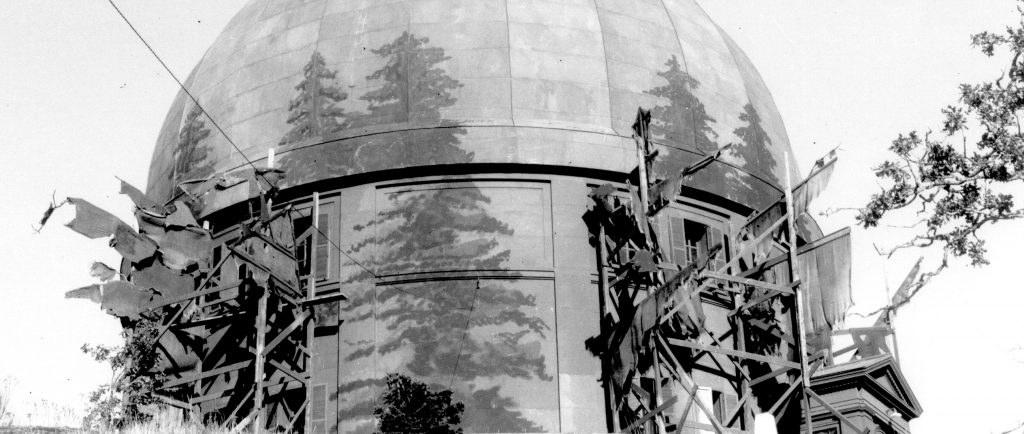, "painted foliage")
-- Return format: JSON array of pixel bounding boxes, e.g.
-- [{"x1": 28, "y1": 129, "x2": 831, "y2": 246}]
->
[
  {"x1": 171, "y1": 104, "x2": 216, "y2": 190},
  {"x1": 732, "y1": 102, "x2": 780, "y2": 186},
  {"x1": 645, "y1": 56, "x2": 780, "y2": 208},
  {"x1": 277, "y1": 31, "x2": 469, "y2": 186},
  {"x1": 278, "y1": 51, "x2": 352, "y2": 184},
  {"x1": 645, "y1": 56, "x2": 740, "y2": 200},
  {"x1": 334, "y1": 184, "x2": 555, "y2": 433},
  {"x1": 275, "y1": 32, "x2": 554, "y2": 432}
]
